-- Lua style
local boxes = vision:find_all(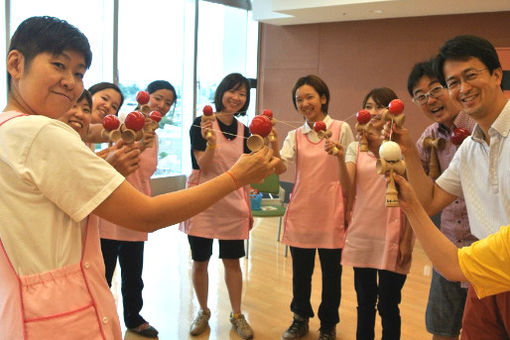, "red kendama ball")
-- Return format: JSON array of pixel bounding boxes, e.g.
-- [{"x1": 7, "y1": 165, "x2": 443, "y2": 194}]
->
[
  {"x1": 124, "y1": 111, "x2": 146, "y2": 131},
  {"x1": 451, "y1": 127, "x2": 470, "y2": 146},
  {"x1": 103, "y1": 114, "x2": 120, "y2": 131},
  {"x1": 249, "y1": 115, "x2": 273, "y2": 137},
  {"x1": 262, "y1": 109, "x2": 273, "y2": 119},
  {"x1": 203, "y1": 105, "x2": 214, "y2": 116},
  {"x1": 388, "y1": 99, "x2": 405, "y2": 115},
  {"x1": 149, "y1": 111, "x2": 163, "y2": 123},
  {"x1": 356, "y1": 110, "x2": 371, "y2": 124},
  {"x1": 136, "y1": 91, "x2": 150, "y2": 105},
  {"x1": 313, "y1": 121, "x2": 327, "y2": 132}
]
